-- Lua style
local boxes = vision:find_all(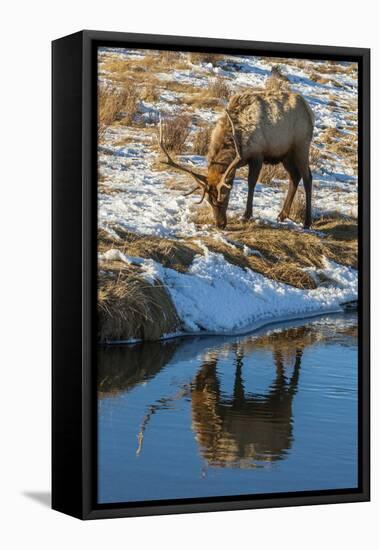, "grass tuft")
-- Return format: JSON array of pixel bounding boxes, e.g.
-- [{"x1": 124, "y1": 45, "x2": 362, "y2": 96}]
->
[
  {"x1": 98, "y1": 82, "x2": 138, "y2": 137},
  {"x1": 98, "y1": 265, "x2": 180, "y2": 342},
  {"x1": 159, "y1": 113, "x2": 192, "y2": 153},
  {"x1": 192, "y1": 126, "x2": 212, "y2": 155},
  {"x1": 208, "y1": 77, "x2": 231, "y2": 100}
]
